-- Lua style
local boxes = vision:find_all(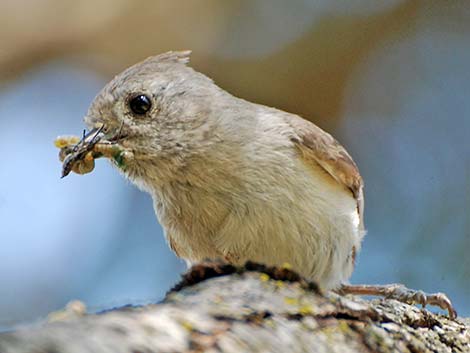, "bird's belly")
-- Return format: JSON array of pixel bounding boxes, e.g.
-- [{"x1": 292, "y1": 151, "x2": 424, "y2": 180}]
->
[
  {"x1": 216, "y1": 205, "x2": 359, "y2": 290},
  {"x1": 156, "y1": 160, "x2": 362, "y2": 290},
  {"x1": 210, "y1": 181, "x2": 361, "y2": 289}
]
